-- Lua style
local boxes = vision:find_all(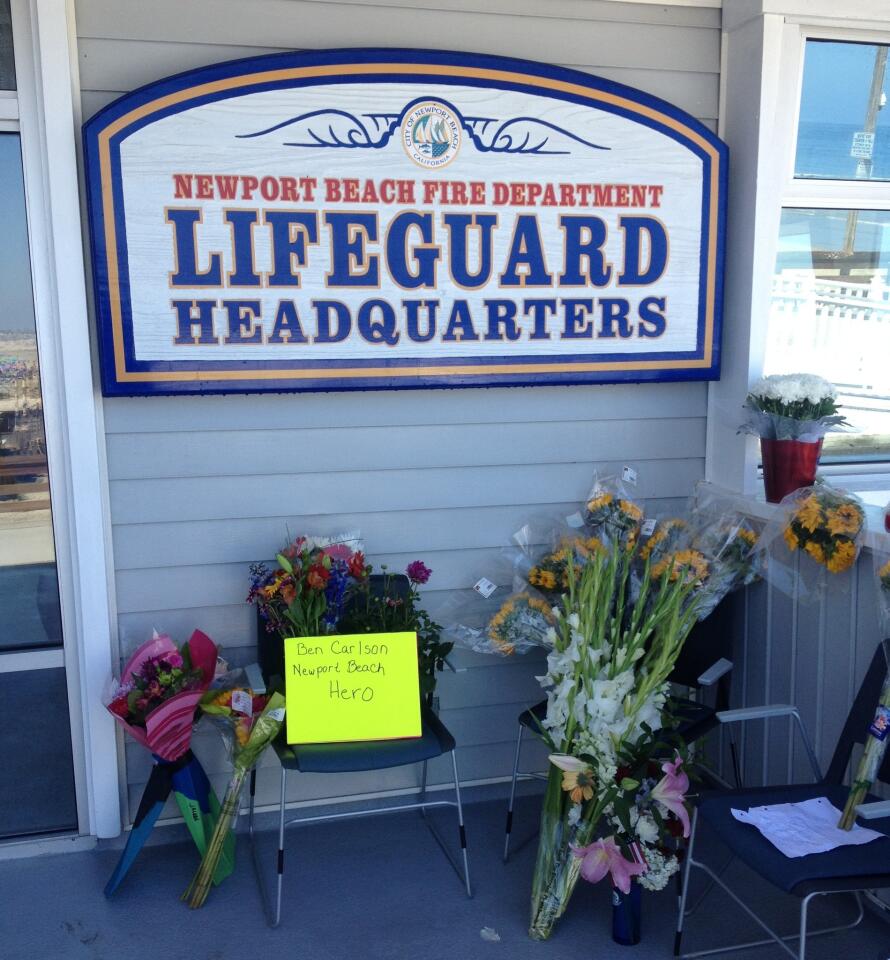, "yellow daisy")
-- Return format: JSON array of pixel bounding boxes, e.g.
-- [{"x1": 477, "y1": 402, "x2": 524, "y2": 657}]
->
[{"x1": 783, "y1": 526, "x2": 799, "y2": 552}]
